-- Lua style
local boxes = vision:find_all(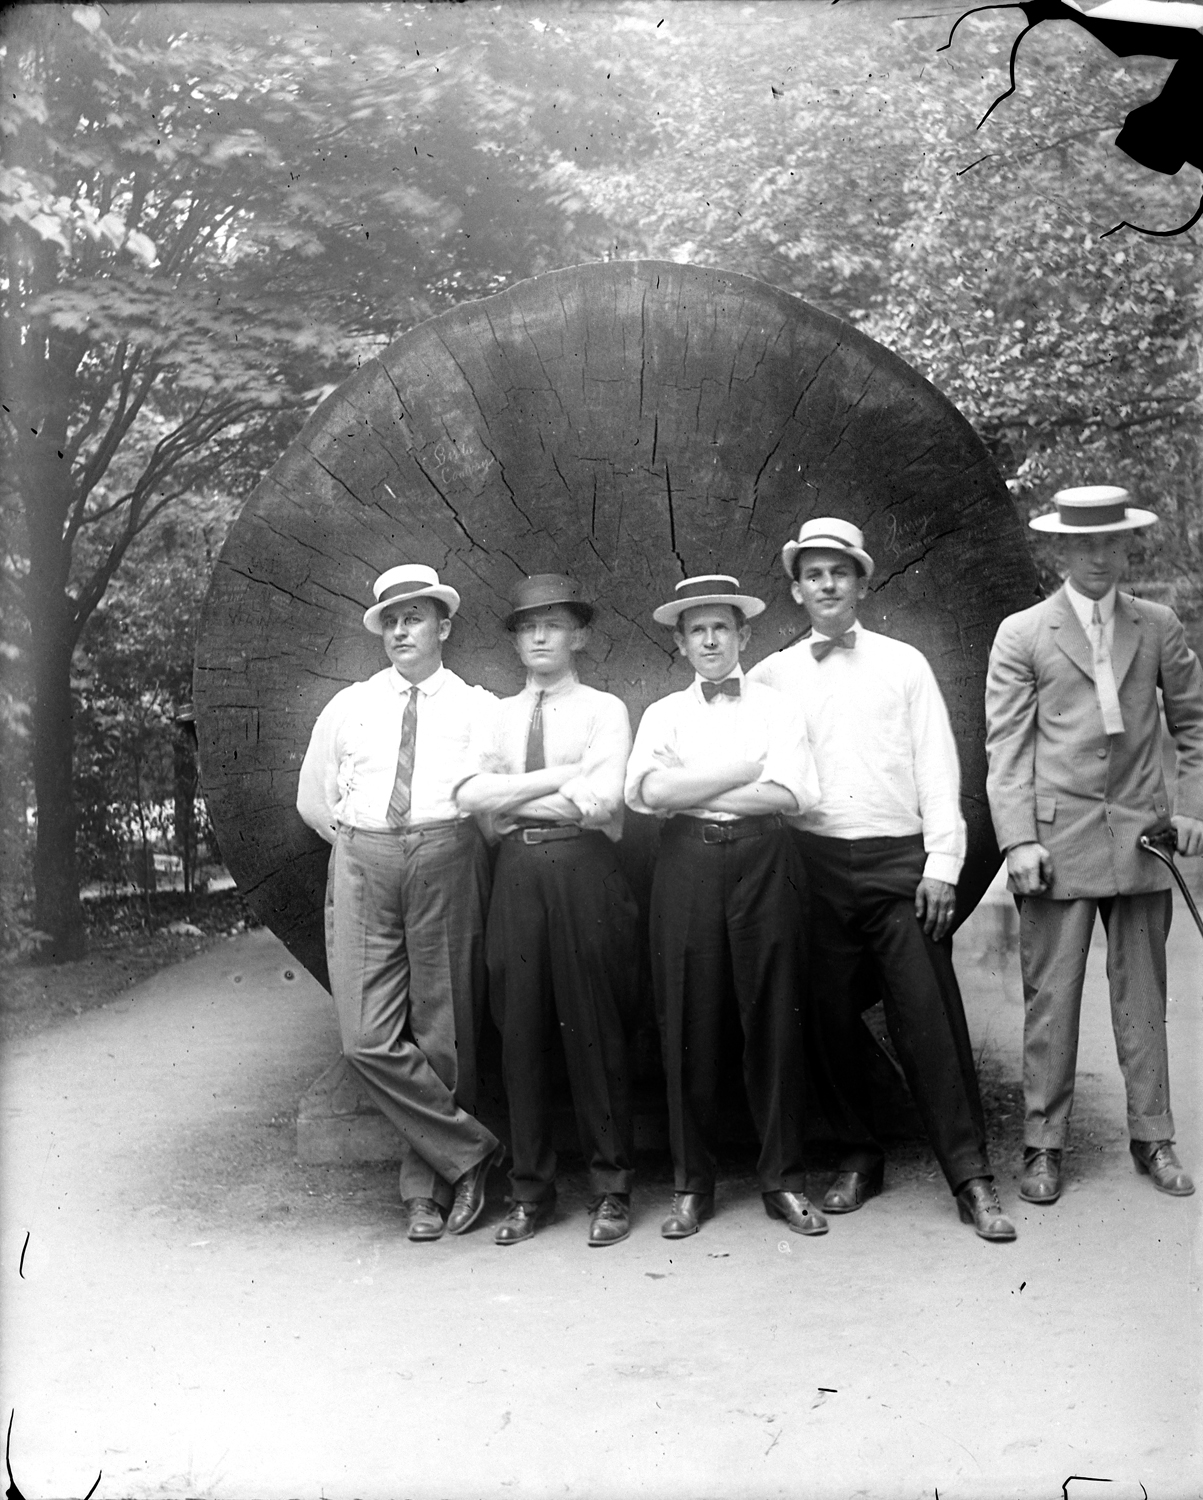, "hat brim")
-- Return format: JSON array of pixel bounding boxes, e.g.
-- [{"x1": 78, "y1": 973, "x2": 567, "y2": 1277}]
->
[
  {"x1": 504, "y1": 600, "x2": 595, "y2": 630},
  {"x1": 363, "y1": 585, "x2": 461, "y2": 632},
  {"x1": 781, "y1": 539, "x2": 875, "y2": 580},
  {"x1": 653, "y1": 593, "x2": 766, "y2": 626},
  {"x1": 1029, "y1": 509, "x2": 1158, "y2": 535}
]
